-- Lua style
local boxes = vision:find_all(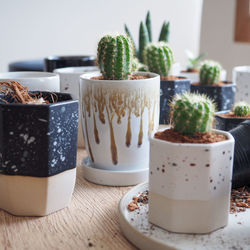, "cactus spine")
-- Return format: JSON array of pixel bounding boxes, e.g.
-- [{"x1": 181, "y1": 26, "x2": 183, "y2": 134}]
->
[
  {"x1": 139, "y1": 22, "x2": 149, "y2": 63},
  {"x1": 97, "y1": 34, "x2": 133, "y2": 80},
  {"x1": 233, "y1": 102, "x2": 250, "y2": 117},
  {"x1": 200, "y1": 60, "x2": 221, "y2": 85},
  {"x1": 171, "y1": 93, "x2": 215, "y2": 135},
  {"x1": 144, "y1": 42, "x2": 174, "y2": 76}
]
